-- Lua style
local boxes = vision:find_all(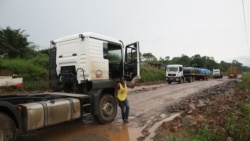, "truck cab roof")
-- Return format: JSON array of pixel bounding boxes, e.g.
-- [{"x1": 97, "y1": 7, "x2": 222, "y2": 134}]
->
[{"x1": 52, "y1": 32, "x2": 122, "y2": 45}]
